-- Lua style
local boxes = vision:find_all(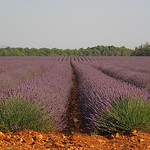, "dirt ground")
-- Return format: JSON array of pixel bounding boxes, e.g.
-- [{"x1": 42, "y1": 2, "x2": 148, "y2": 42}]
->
[{"x1": 0, "y1": 130, "x2": 150, "y2": 150}]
